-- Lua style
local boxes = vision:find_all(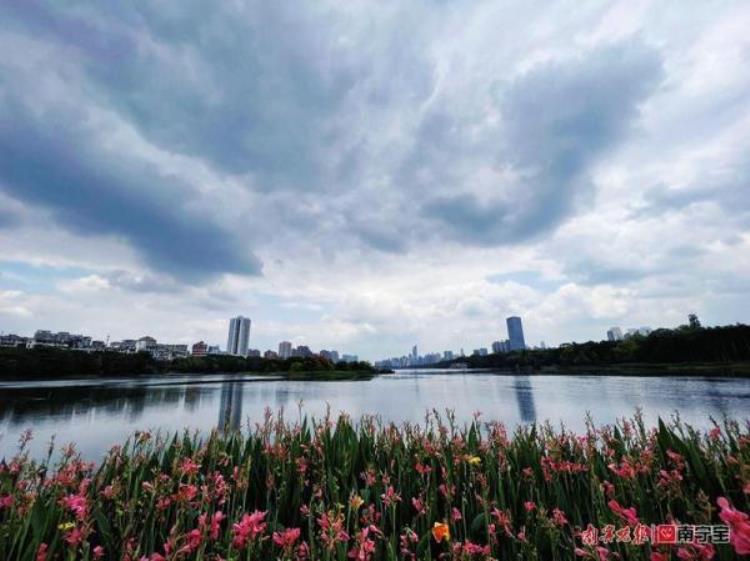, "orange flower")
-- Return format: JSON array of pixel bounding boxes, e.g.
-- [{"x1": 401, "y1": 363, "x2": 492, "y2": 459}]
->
[{"x1": 432, "y1": 522, "x2": 450, "y2": 543}]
